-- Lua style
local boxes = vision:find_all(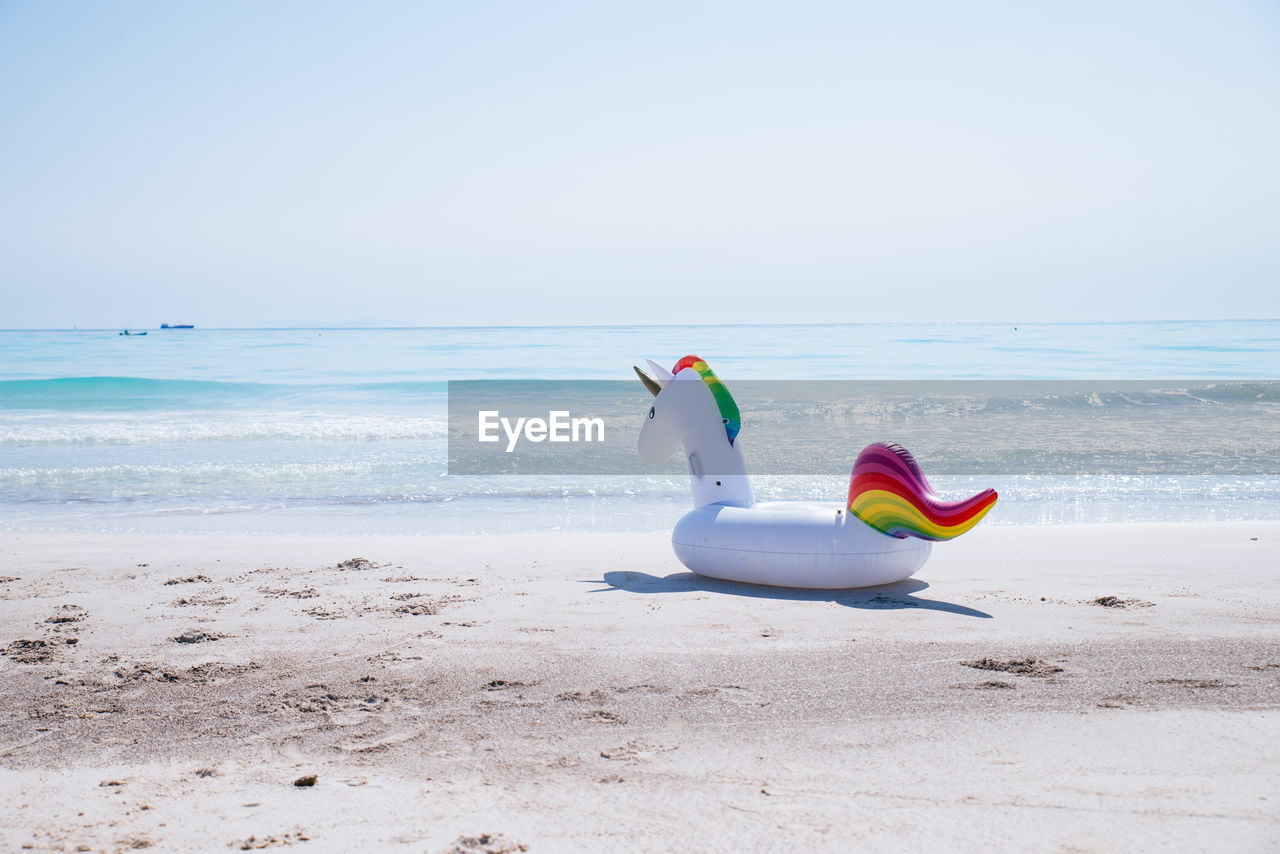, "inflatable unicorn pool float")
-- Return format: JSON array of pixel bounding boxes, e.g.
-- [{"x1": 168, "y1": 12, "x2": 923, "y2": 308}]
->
[{"x1": 634, "y1": 355, "x2": 998, "y2": 589}]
